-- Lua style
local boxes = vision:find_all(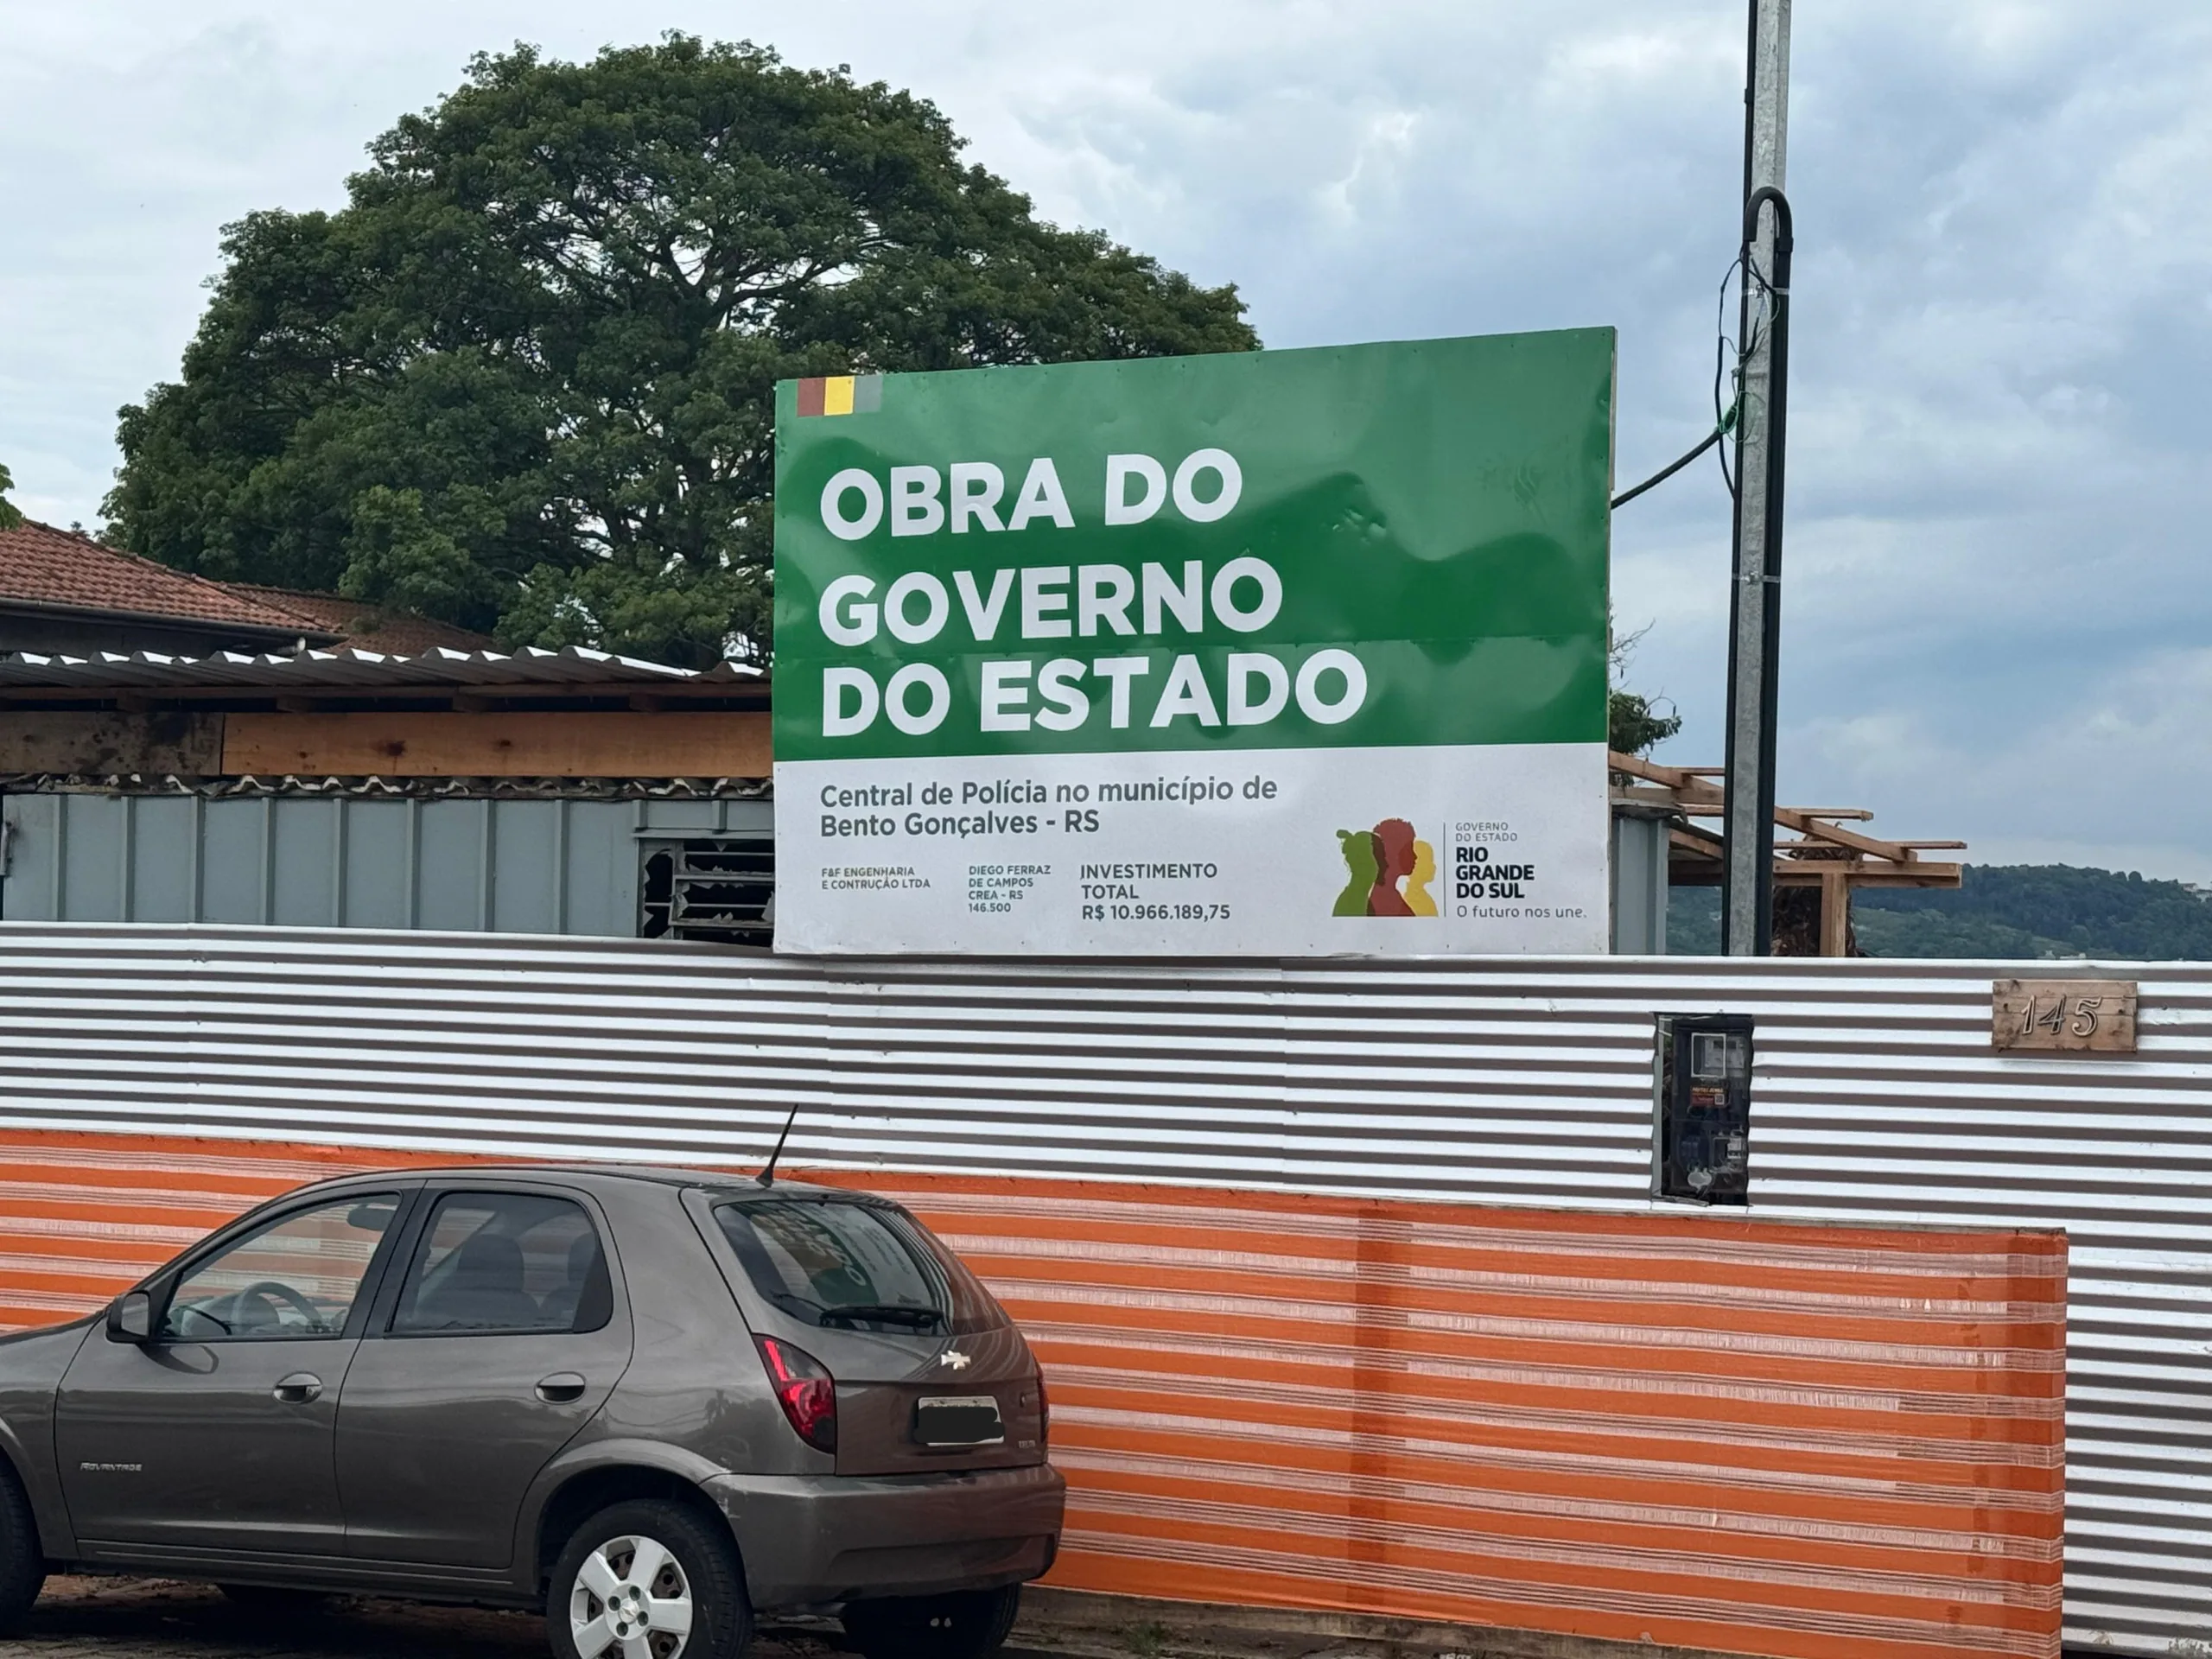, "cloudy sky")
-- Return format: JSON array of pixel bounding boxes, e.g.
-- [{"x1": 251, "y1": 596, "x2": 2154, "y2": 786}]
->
[{"x1": 3, "y1": 2, "x2": 2208, "y2": 878}]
